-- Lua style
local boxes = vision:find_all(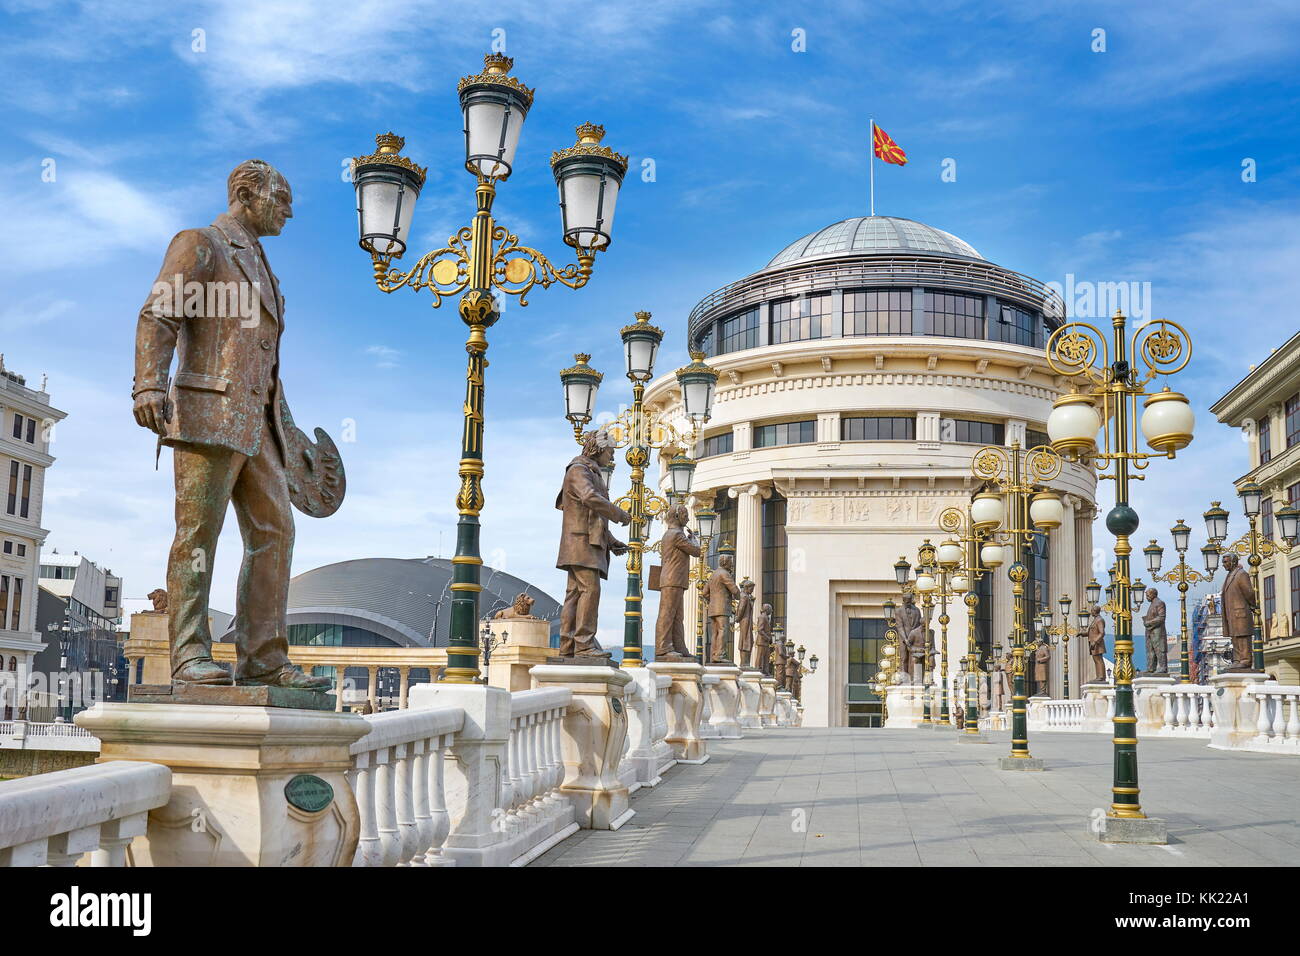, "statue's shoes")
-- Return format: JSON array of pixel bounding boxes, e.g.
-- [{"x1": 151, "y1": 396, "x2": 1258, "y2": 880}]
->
[
  {"x1": 173, "y1": 659, "x2": 234, "y2": 685},
  {"x1": 238, "y1": 665, "x2": 333, "y2": 691}
]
